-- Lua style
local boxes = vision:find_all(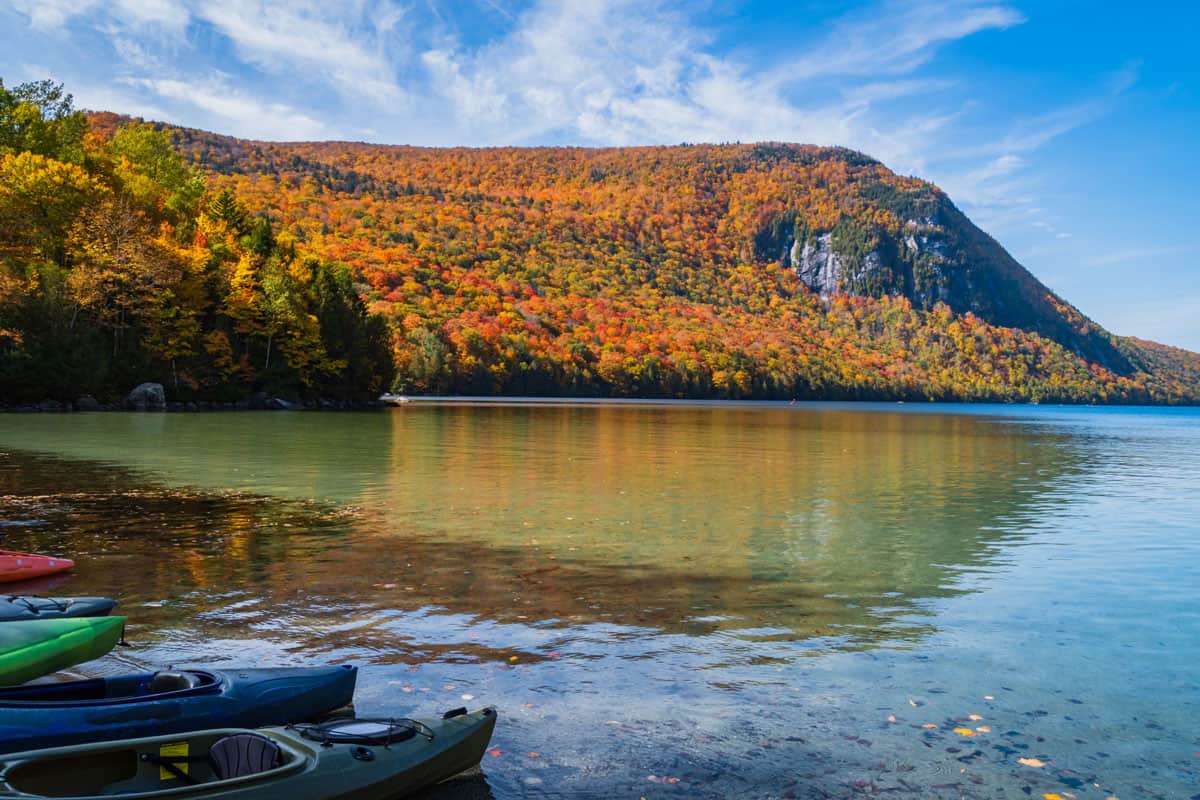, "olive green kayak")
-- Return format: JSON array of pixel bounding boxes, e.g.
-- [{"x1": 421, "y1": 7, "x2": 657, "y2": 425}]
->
[
  {"x1": 0, "y1": 706, "x2": 497, "y2": 799},
  {"x1": 0, "y1": 617, "x2": 125, "y2": 685}
]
